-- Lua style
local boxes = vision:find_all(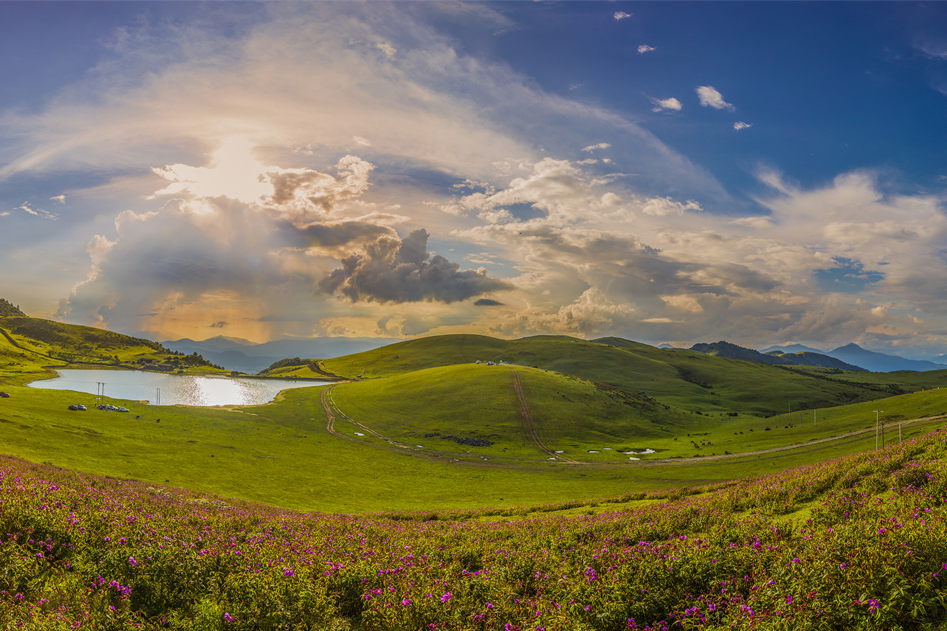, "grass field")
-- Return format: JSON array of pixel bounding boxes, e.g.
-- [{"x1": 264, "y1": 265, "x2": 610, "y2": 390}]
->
[
  {"x1": 7, "y1": 312, "x2": 947, "y2": 628},
  {"x1": 3, "y1": 319, "x2": 947, "y2": 514},
  {"x1": 3, "y1": 374, "x2": 947, "y2": 514}
]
